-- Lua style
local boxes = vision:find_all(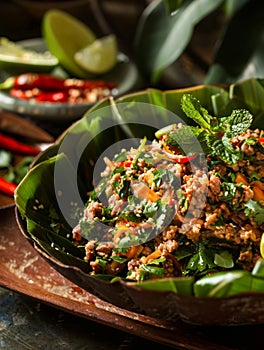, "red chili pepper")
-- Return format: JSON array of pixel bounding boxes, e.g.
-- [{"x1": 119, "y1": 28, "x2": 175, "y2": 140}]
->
[
  {"x1": 164, "y1": 150, "x2": 198, "y2": 163},
  {"x1": 0, "y1": 176, "x2": 17, "y2": 196},
  {"x1": 0, "y1": 133, "x2": 40, "y2": 156},
  {"x1": 36, "y1": 91, "x2": 69, "y2": 103},
  {"x1": 0, "y1": 73, "x2": 117, "y2": 91},
  {"x1": 258, "y1": 138, "x2": 264, "y2": 143},
  {"x1": 118, "y1": 160, "x2": 132, "y2": 167}
]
